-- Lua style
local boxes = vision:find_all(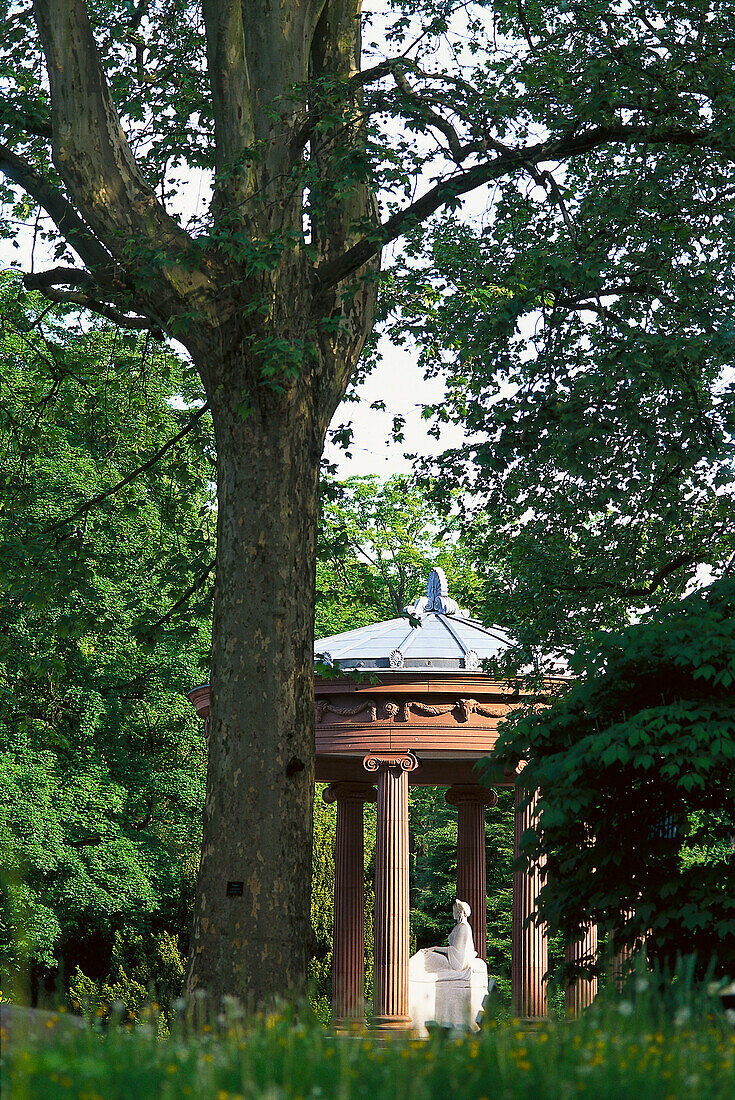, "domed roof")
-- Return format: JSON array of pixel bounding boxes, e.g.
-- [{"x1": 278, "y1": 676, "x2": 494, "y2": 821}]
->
[{"x1": 314, "y1": 568, "x2": 512, "y2": 673}]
